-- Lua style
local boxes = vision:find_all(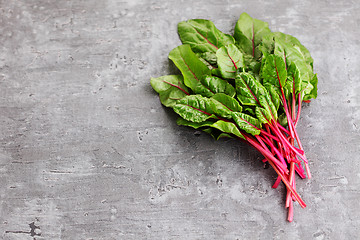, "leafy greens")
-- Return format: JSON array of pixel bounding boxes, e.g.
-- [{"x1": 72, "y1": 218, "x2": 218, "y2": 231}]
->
[{"x1": 150, "y1": 13, "x2": 318, "y2": 222}]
